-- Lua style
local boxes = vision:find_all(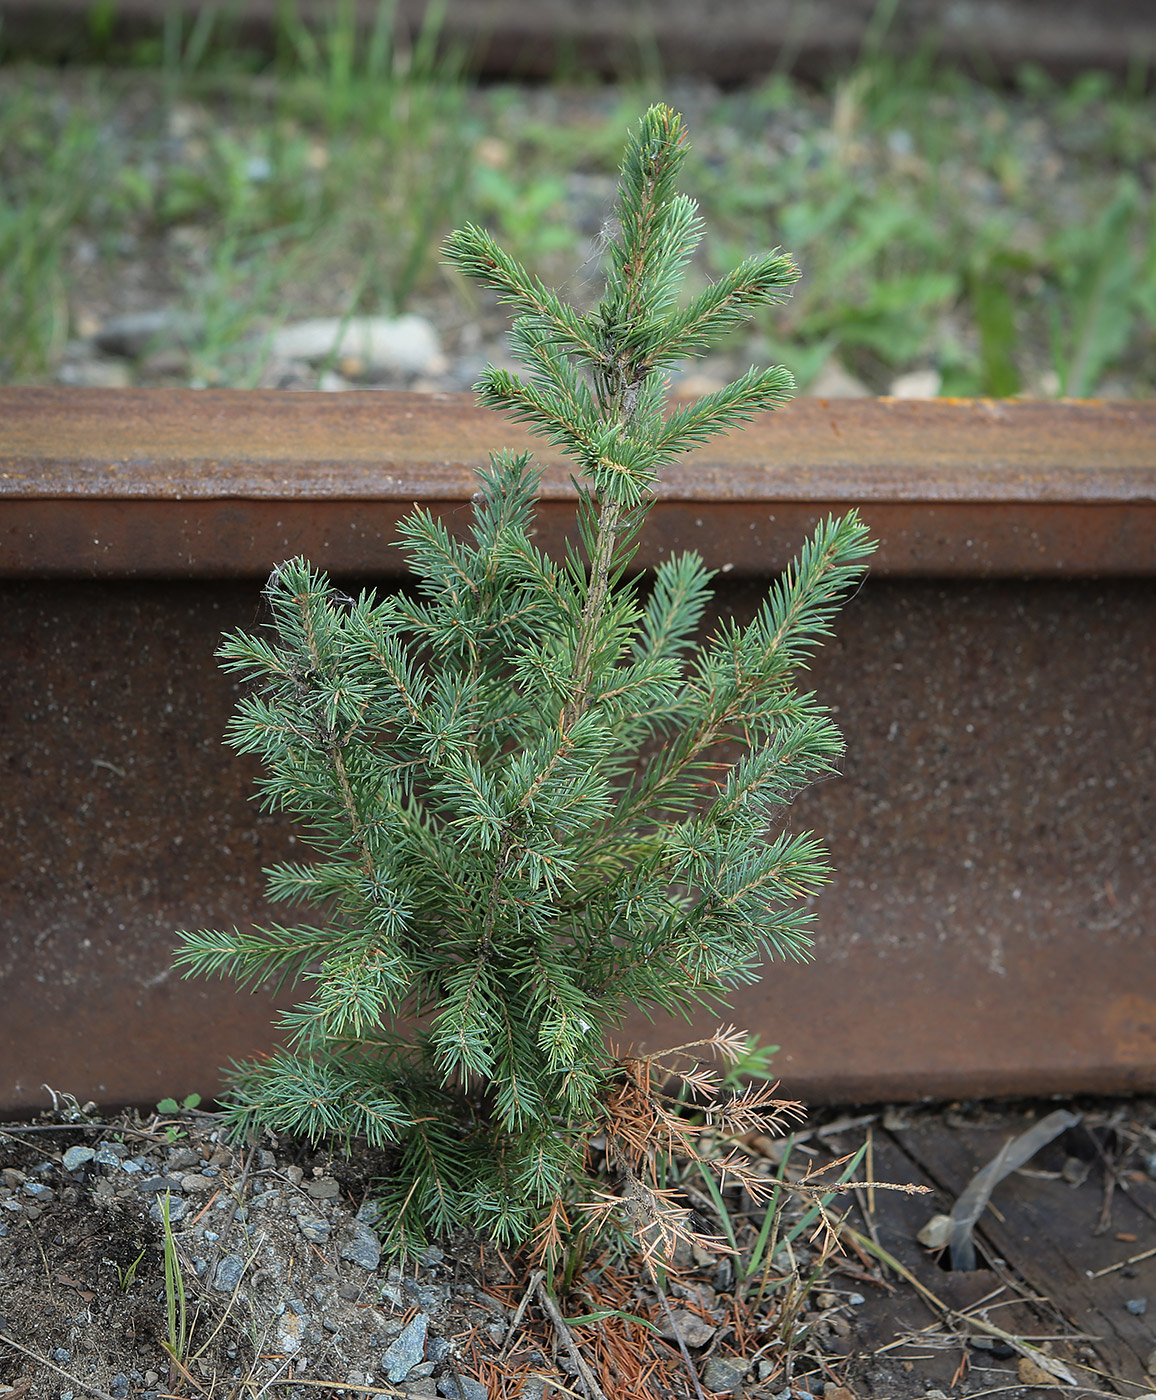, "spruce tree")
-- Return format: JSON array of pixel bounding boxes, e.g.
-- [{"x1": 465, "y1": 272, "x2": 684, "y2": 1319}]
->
[{"x1": 175, "y1": 105, "x2": 875, "y2": 1252}]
